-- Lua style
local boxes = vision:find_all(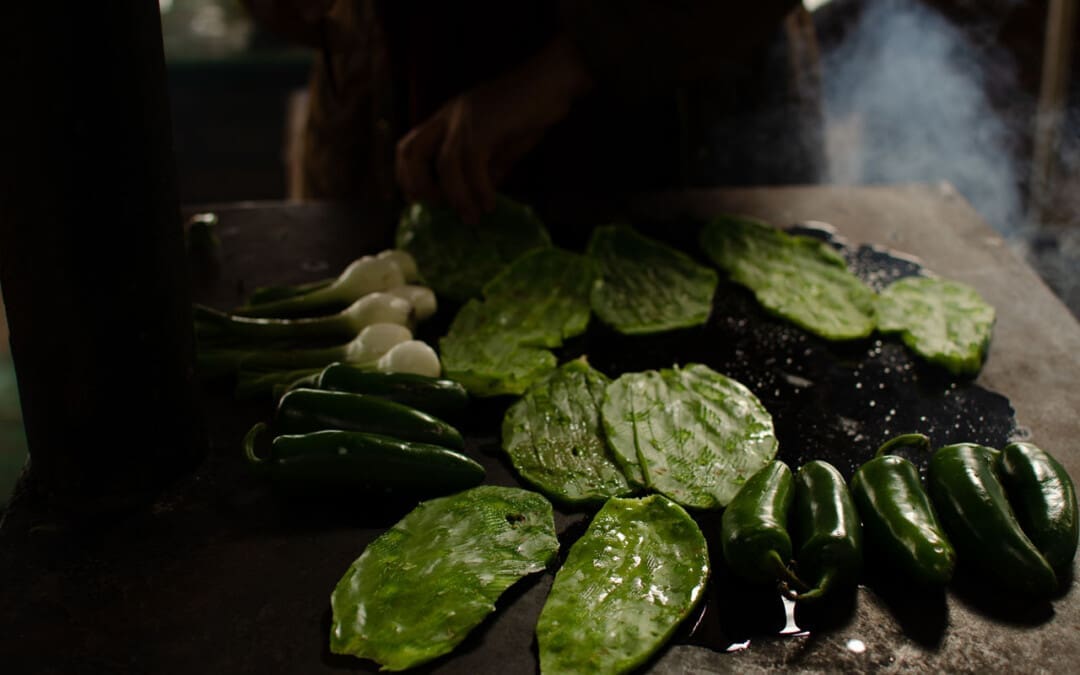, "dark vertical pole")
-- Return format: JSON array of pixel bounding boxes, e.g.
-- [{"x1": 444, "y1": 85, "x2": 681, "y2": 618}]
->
[{"x1": 0, "y1": 3, "x2": 205, "y2": 512}]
